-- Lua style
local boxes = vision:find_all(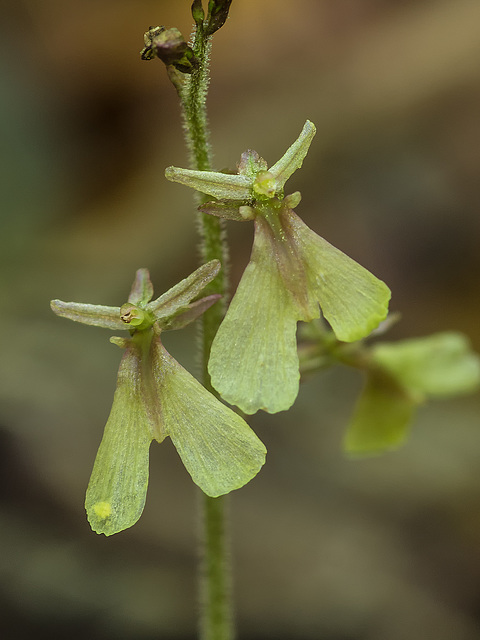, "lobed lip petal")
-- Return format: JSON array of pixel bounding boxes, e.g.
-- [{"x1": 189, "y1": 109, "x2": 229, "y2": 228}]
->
[
  {"x1": 208, "y1": 204, "x2": 391, "y2": 415},
  {"x1": 150, "y1": 333, "x2": 267, "y2": 496},
  {"x1": 86, "y1": 325, "x2": 266, "y2": 534},
  {"x1": 279, "y1": 208, "x2": 391, "y2": 342},
  {"x1": 209, "y1": 221, "x2": 301, "y2": 415},
  {"x1": 85, "y1": 337, "x2": 156, "y2": 536}
]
